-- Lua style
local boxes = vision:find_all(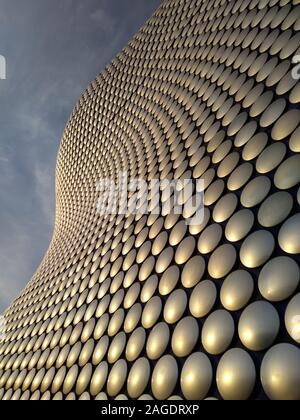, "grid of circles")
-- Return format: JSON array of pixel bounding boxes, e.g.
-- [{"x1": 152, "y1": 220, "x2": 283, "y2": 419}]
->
[{"x1": 0, "y1": 0, "x2": 300, "y2": 401}]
